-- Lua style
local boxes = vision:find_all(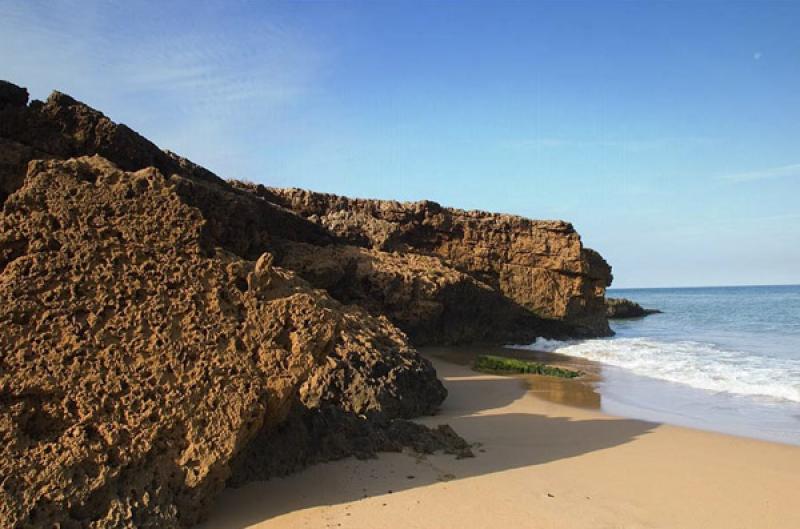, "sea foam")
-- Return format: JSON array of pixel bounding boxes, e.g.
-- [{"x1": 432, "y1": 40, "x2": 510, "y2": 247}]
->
[{"x1": 512, "y1": 337, "x2": 800, "y2": 403}]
